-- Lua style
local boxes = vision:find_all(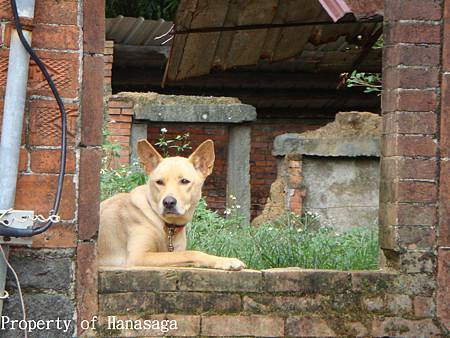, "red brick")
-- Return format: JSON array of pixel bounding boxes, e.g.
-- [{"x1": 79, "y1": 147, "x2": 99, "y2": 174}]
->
[
  {"x1": 372, "y1": 318, "x2": 440, "y2": 337},
  {"x1": 383, "y1": 90, "x2": 438, "y2": 113},
  {"x1": 14, "y1": 174, "x2": 76, "y2": 220},
  {"x1": 286, "y1": 316, "x2": 336, "y2": 337},
  {"x1": 384, "y1": 111, "x2": 437, "y2": 135},
  {"x1": 387, "y1": 0, "x2": 442, "y2": 20},
  {"x1": 397, "y1": 158, "x2": 437, "y2": 180},
  {"x1": 77, "y1": 242, "x2": 98, "y2": 335},
  {"x1": 382, "y1": 134, "x2": 438, "y2": 157},
  {"x1": 18, "y1": 148, "x2": 28, "y2": 172},
  {"x1": 31, "y1": 149, "x2": 76, "y2": 174},
  {"x1": 201, "y1": 315, "x2": 284, "y2": 337},
  {"x1": 108, "y1": 100, "x2": 134, "y2": 109},
  {"x1": 397, "y1": 204, "x2": 437, "y2": 226},
  {"x1": 413, "y1": 296, "x2": 435, "y2": 318},
  {"x1": 386, "y1": 22, "x2": 441, "y2": 44},
  {"x1": 109, "y1": 115, "x2": 132, "y2": 123},
  {"x1": 78, "y1": 148, "x2": 102, "y2": 240},
  {"x1": 383, "y1": 45, "x2": 441, "y2": 67},
  {"x1": 439, "y1": 160, "x2": 450, "y2": 246},
  {"x1": 83, "y1": 0, "x2": 105, "y2": 54},
  {"x1": 120, "y1": 108, "x2": 134, "y2": 115},
  {"x1": 81, "y1": 55, "x2": 104, "y2": 146},
  {"x1": 397, "y1": 181, "x2": 437, "y2": 203},
  {"x1": 32, "y1": 223, "x2": 76, "y2": 248},
  {"x1": 28, "y1": 100, "x2": 79, "y2": 146},
  {"x1": 437, "y1": 248, "x2": 450, "y2": 332},
  {"x1": 443, "y1": 1, "x2": 450, "y2": 71},
  {"x1": 384, "y1": 67, "x2": 440, "y2": 90},
  {"x1": 32, "y1": 25, "x2": 80, "y2": 50},
  {"x1": 28, "y1": 50, "x2": 80, "y2": 99},
  {"x1": 397, "y1": 226, "x2": 436, "y2": 250},
  {"x1": 441, "y1": 74, "x2": 450, "y2": 157},
  {"x1": 35, "y1": 0, "x2": 78, "y2": 25}
]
